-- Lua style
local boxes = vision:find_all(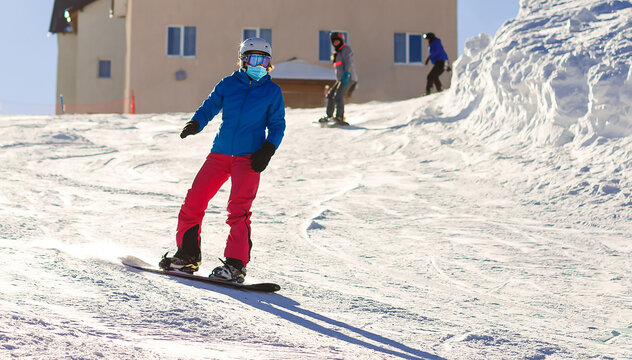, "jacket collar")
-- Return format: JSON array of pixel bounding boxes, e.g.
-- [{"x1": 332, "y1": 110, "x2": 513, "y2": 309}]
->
[{"x1": 334, "y1": 43, "x2": 346, "y2": 53}]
